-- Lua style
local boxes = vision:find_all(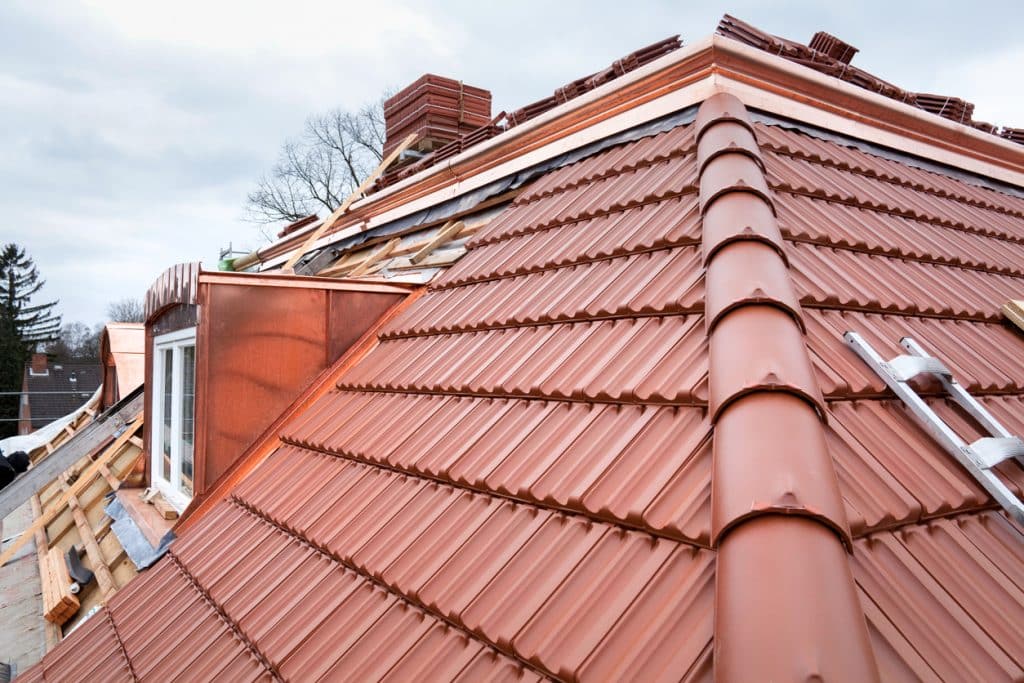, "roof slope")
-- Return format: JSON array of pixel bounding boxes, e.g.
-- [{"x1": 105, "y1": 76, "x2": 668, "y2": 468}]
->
[
  {"x1": 760, "y1": 120, "x2": 1024, "y2": 680},
  {"x1": 22, "y1": 94, "x2": 1024, "y2": 681}
]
